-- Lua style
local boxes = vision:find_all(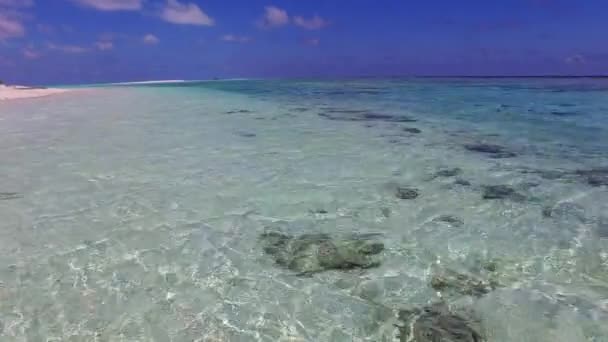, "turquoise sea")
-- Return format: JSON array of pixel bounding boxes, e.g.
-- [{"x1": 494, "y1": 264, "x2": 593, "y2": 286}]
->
[{"x1": 1, "y1": 78, "x2": 608, "y2": 341}]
